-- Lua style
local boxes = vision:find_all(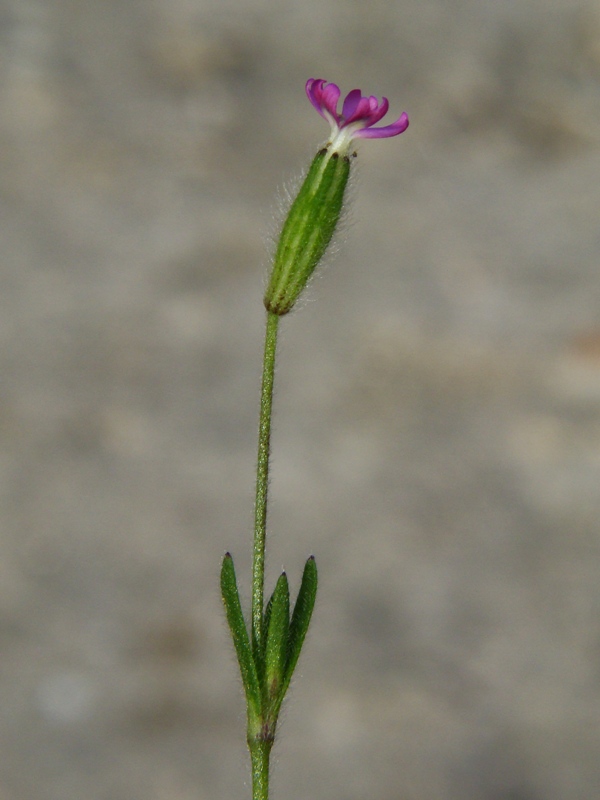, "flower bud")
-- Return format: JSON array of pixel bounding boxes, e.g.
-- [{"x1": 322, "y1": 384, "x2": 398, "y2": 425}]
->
[{"x1": 264, "y1": 148, "x2": 351, "y2": 316}]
